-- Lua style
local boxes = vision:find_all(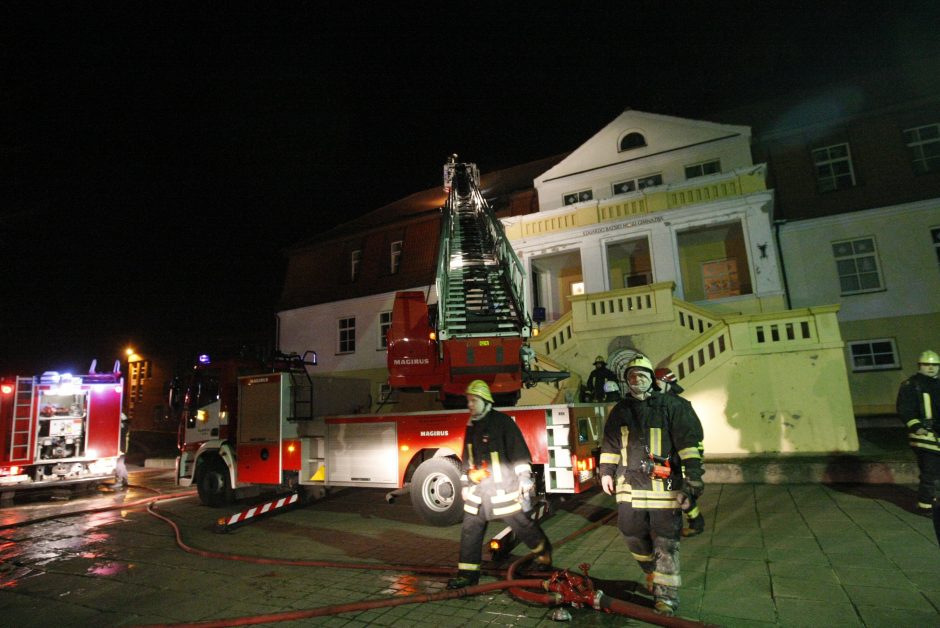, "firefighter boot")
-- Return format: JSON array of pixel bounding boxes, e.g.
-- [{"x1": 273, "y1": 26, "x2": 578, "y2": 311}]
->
[
  {"x1": 654, "y1": 598, "x2": 677, "y2": 616},
  {"x1": 532, "y1": 537, "x2": 553, "y2": 571},
  {"x1": 682, "y1": 513, "x2": 705, "y2": 537},
  {"x1": 446, "y1": 571, "x2": 480, "y2": 590}
]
